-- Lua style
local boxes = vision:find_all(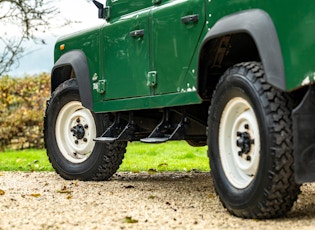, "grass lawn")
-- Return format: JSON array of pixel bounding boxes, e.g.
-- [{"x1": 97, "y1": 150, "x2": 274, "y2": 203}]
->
[{"x1": 0, "y1": 141, "x2": 209, "y2": 172}]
